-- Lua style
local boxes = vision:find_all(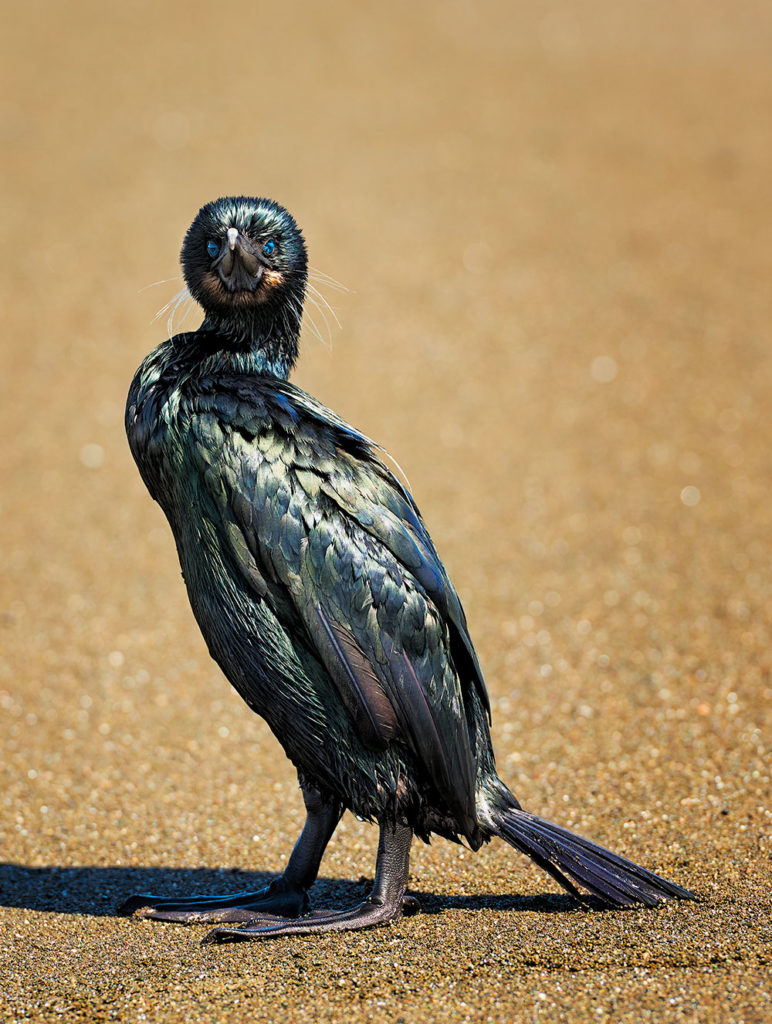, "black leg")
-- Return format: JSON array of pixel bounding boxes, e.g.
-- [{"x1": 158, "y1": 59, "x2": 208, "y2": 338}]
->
[
  {"x1": 117, "y1": 787, "x2": 342, "y2": 924},
  {"x1": 201, "y1": 819, "x2": 416, "y2": 943}
]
